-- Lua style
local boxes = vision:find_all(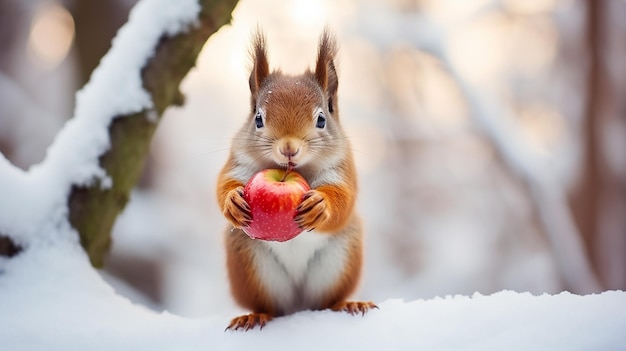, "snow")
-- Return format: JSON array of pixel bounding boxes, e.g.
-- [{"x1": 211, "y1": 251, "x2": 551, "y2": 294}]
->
[{"x1": 1, "y1": 243, "x2": 625, "y2": 350}]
